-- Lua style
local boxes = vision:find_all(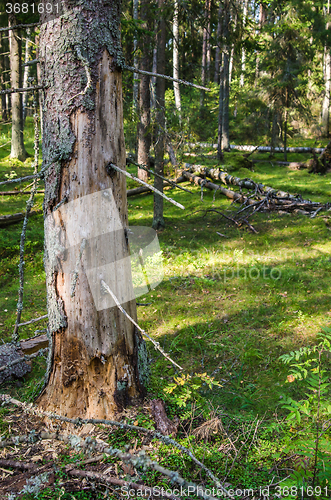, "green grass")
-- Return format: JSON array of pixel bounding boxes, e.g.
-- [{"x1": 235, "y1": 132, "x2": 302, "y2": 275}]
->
[{"x1": 0, "y1": 124, "x2": 331, "y2": 497}]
